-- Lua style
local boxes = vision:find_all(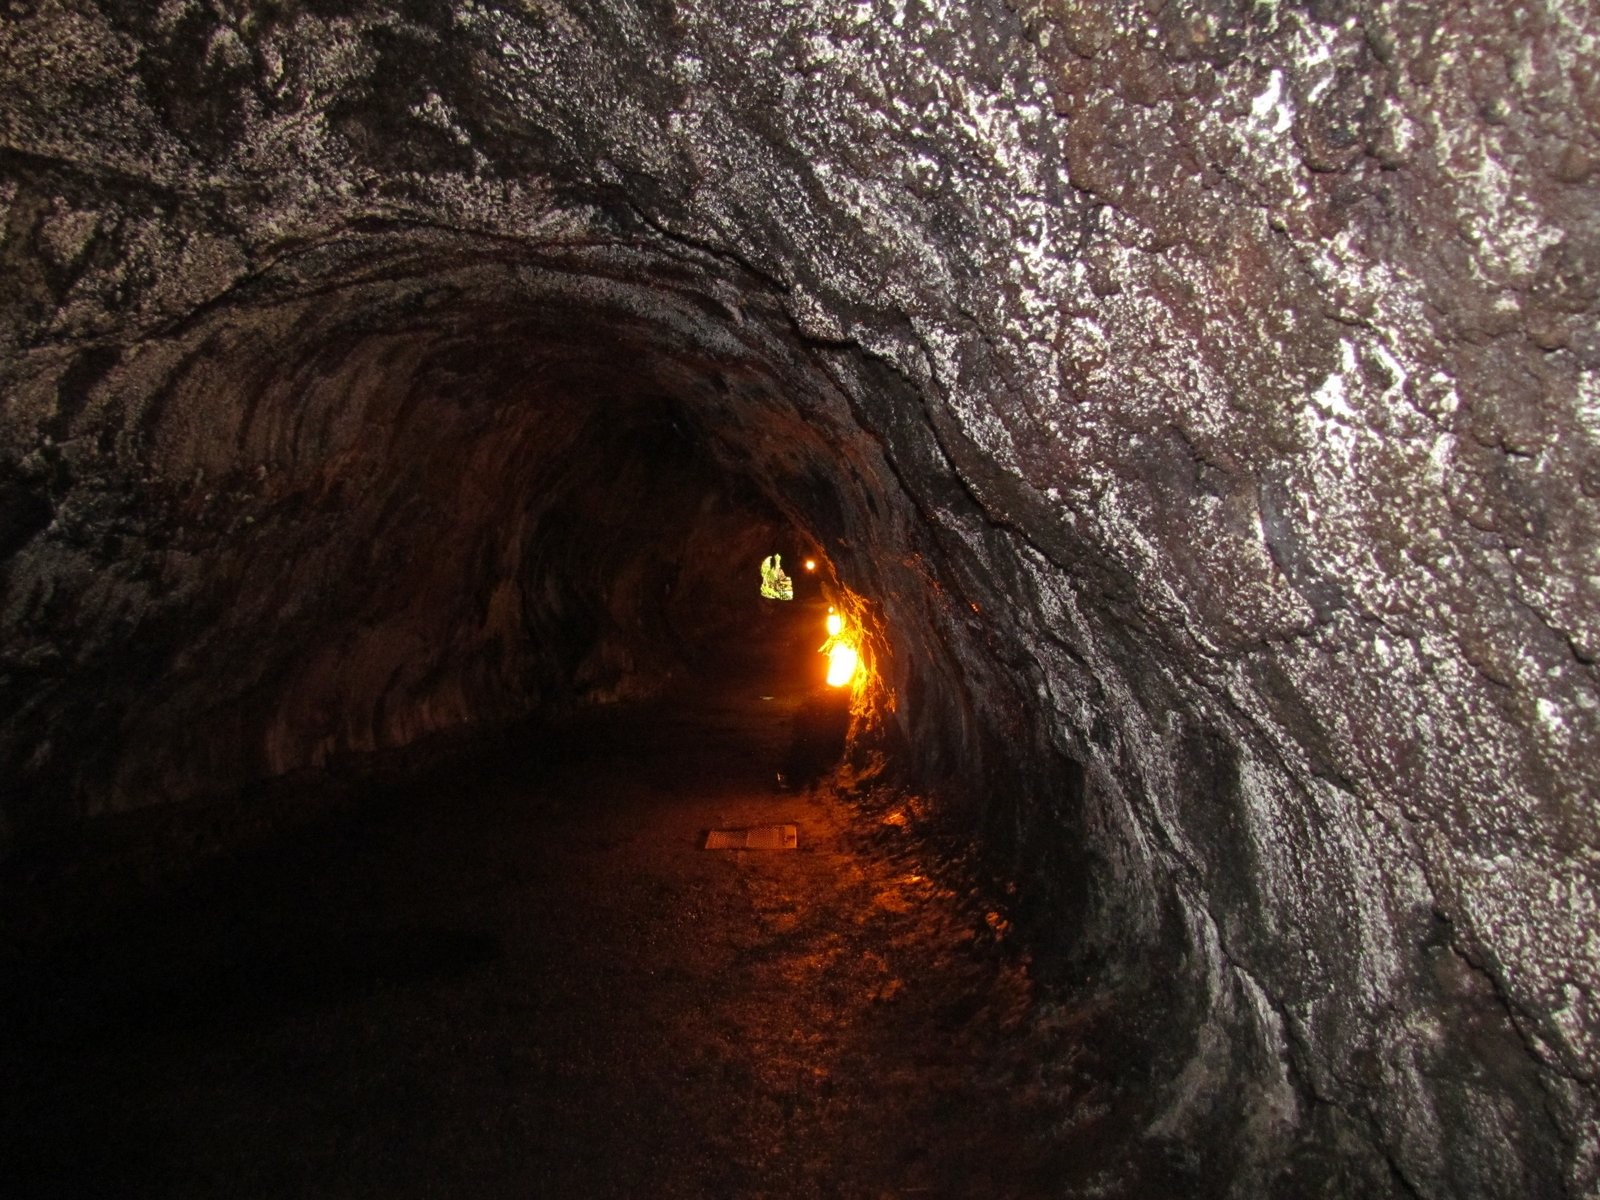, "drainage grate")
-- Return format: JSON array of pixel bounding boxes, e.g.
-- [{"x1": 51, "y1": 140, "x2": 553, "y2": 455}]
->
[{"x1": 703, "y1": 824, "x2": 799, "y2": 851}]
